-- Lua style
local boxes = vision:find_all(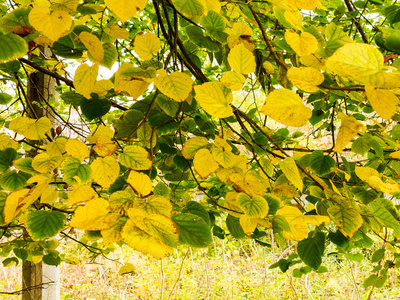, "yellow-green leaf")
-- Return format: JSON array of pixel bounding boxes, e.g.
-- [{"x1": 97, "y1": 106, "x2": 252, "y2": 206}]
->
[
  {"x1": 133, "y1": 195, "x2": 172, "y2": 217},
  {"x1": 119, "y1": 145, "x2": 152, "y2": 170},
  {"x1": 79, "y1": 31, "x2": 104, "y2": 63},
  {"x1": 260, "y1": 89, "x2": 312, "y2": 127},
  {"x1": 104, "y1": 0, "x2": 147, "y2": 22},
  {"x1": 29, "y1": 7, "x2": 72, "y2": 42},
  {"x1": 74, "y1": 63, "x2": 99, "y2": 99},
  {"x1": 193, "y1": 148, "x2": 219, "y2": 178},
  {"x1": 285, "y1": 31, "x2": 318, "y2": 56},
  {"x1": 228, "y1": 44, "x2": 256, "y2": 75},
  {"x1": 280, "y1": 157, "x2": 303, "y2": 191},
  {"x1": 114, "y1": 63, "x2": 151, "y2": 99},
  {"x1": 327, "y1": 205, "x2": 363, "y2": 239},
  {"x1": 134, "y1": 31, "x2": 160, "y2": 61},
  {"x1": 326, "y1": 43, "x2": 383, "y2": 80},
  {"x1": 334, "y1": 112, "x2": 366, "y2": 153},
  {"x1": 194, "y1": 81, "x2": 233, "y2": 119},
  {"x1": 181, "y1": 137, "x2": 209, "y2": 159},
  {"x1": 9, "y1": 116, "x2": 51, "y2": 140},
  {"x1": 32, "y1": 153, "x2": 63, "y2": 173},
  {"x1": 287, "y1": 67, "x2": 324, "y2": 93},
  {"x1": 365, "y1": 86, "x2": 399, "y2": 121},
  {"x1": 91, "y1": 156, "x2": 120, "y2": 188},
  {"x1": 154, "y1": 70, "x2": 193, "y2": 102},
  {"x1": 239, "y1": 215, "x2": 258, "y2": 234},
  {"x1": 237, "y1": 193, "x2": 269, "y2": 218},
  {"x1": 212, "y1": 147, "x2": 237, "y2": 168},
  {"x1": 40, "y1": 187, "x2": 59, "y2": 204}
]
